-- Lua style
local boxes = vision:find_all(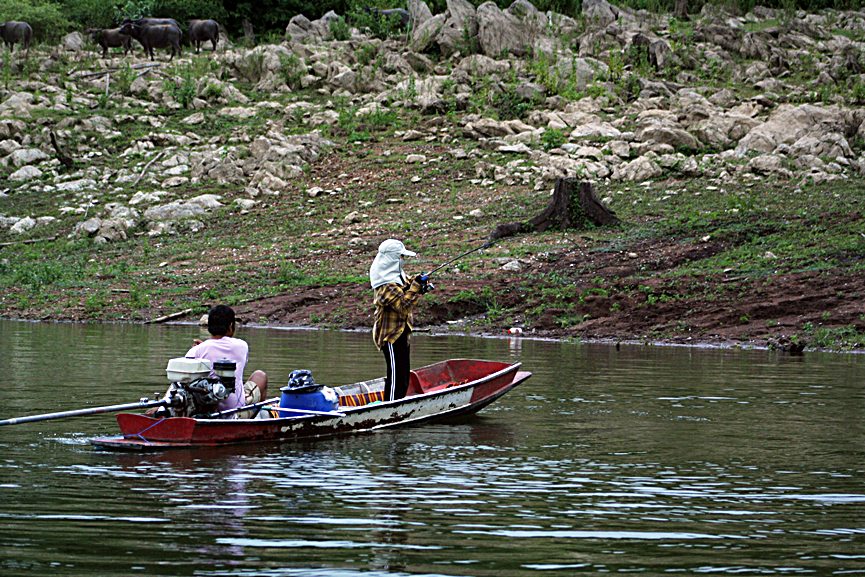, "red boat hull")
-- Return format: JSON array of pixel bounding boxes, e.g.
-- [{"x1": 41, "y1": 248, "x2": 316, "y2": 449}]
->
[{"x1": 92, "y1": 359, "x2": 531, "y2": 451}]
